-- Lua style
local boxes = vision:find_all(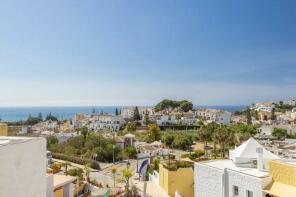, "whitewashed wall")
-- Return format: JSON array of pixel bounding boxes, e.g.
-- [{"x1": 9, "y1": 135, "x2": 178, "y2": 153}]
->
[
  {"x1": 194, "y1": 163, "x2": 224, "y2": 197},
  {"x1": 194, "y1": 162, "x2": 272, "y2": 197},
  {"x1": 227, "y1": 170, "x2": 271, "y2": 197},
  {"x1": 0, "y1": 137, "x2": 47, "y2": 197}
]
